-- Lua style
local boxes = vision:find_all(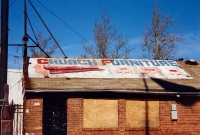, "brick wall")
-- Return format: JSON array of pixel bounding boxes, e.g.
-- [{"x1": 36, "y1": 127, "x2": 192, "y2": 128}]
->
[
  {"x1": 24, "y1": 98, "x2": 43, "y2": 135},
  {"x1": 67, "y1": 98, "x2": 200, "y2": 135},
  {"x1": 24, "y1": 97, "x2": 200, "y2": 135},
  {"x1": 67, "y1": 98, "x2": 83, "y2": 135},
  {"x1": 159, "y1": 98, "x2": 200, "y2": 135}
]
